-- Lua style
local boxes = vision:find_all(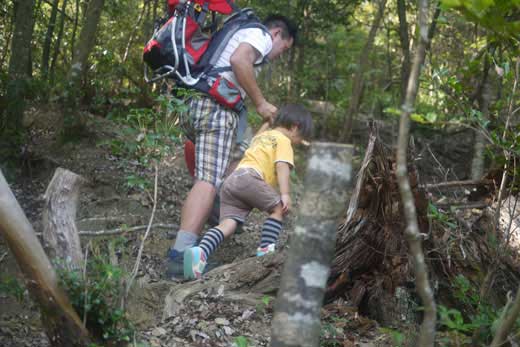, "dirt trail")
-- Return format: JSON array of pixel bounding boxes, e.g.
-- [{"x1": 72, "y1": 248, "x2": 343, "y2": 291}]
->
[{"x1": 2, "y1": 108, "x2": 478, "y2": 347}]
